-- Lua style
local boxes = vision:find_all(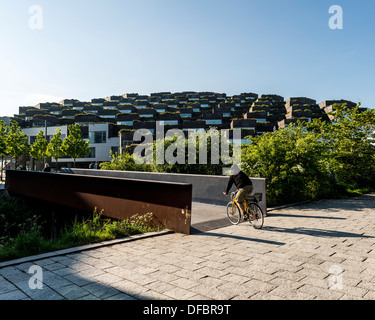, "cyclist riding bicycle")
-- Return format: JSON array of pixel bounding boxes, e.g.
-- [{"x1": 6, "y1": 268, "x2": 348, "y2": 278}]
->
[{"x1": 224, "y1": 164, "x2": 253, "y2": 216}]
